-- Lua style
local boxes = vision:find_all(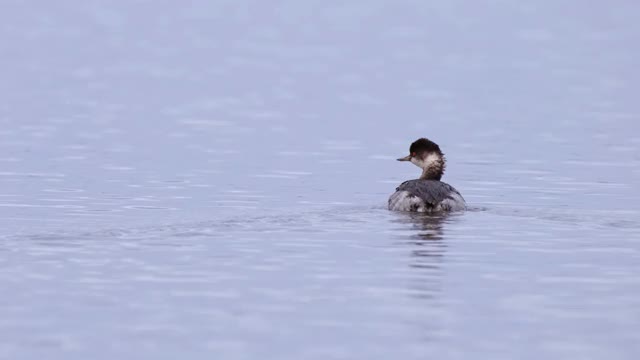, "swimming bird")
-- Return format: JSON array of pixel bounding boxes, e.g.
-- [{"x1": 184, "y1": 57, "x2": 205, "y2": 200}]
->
[{"x1": 388, "y1": 138, "x2": 466, "y2": 212}]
